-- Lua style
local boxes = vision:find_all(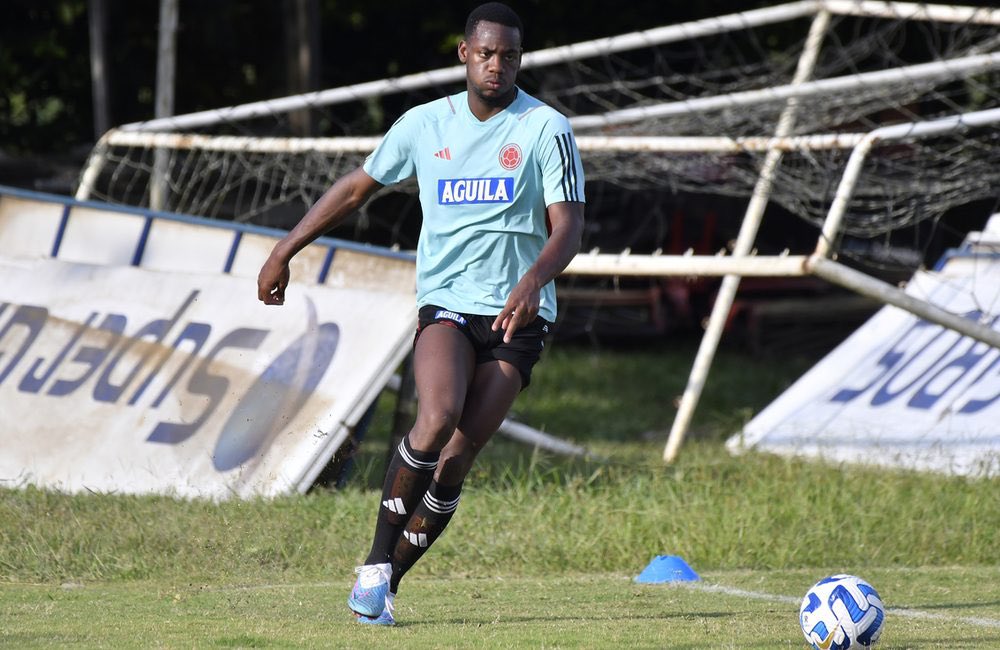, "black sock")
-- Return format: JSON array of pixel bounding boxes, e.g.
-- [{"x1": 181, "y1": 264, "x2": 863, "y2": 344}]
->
[
  {"x1": 390, "y1": 480, "x2": 463, "y2": 592},
  {"x1": 364, "y1": 436, "x2": 439, "y2": 566}
]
